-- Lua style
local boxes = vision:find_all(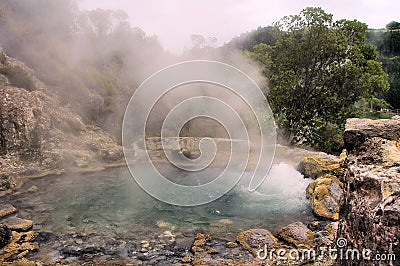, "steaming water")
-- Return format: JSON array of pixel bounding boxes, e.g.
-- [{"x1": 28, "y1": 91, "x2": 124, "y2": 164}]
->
[{"x1": 9, "y1": 162, "x2": 314, "y2": 259}]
